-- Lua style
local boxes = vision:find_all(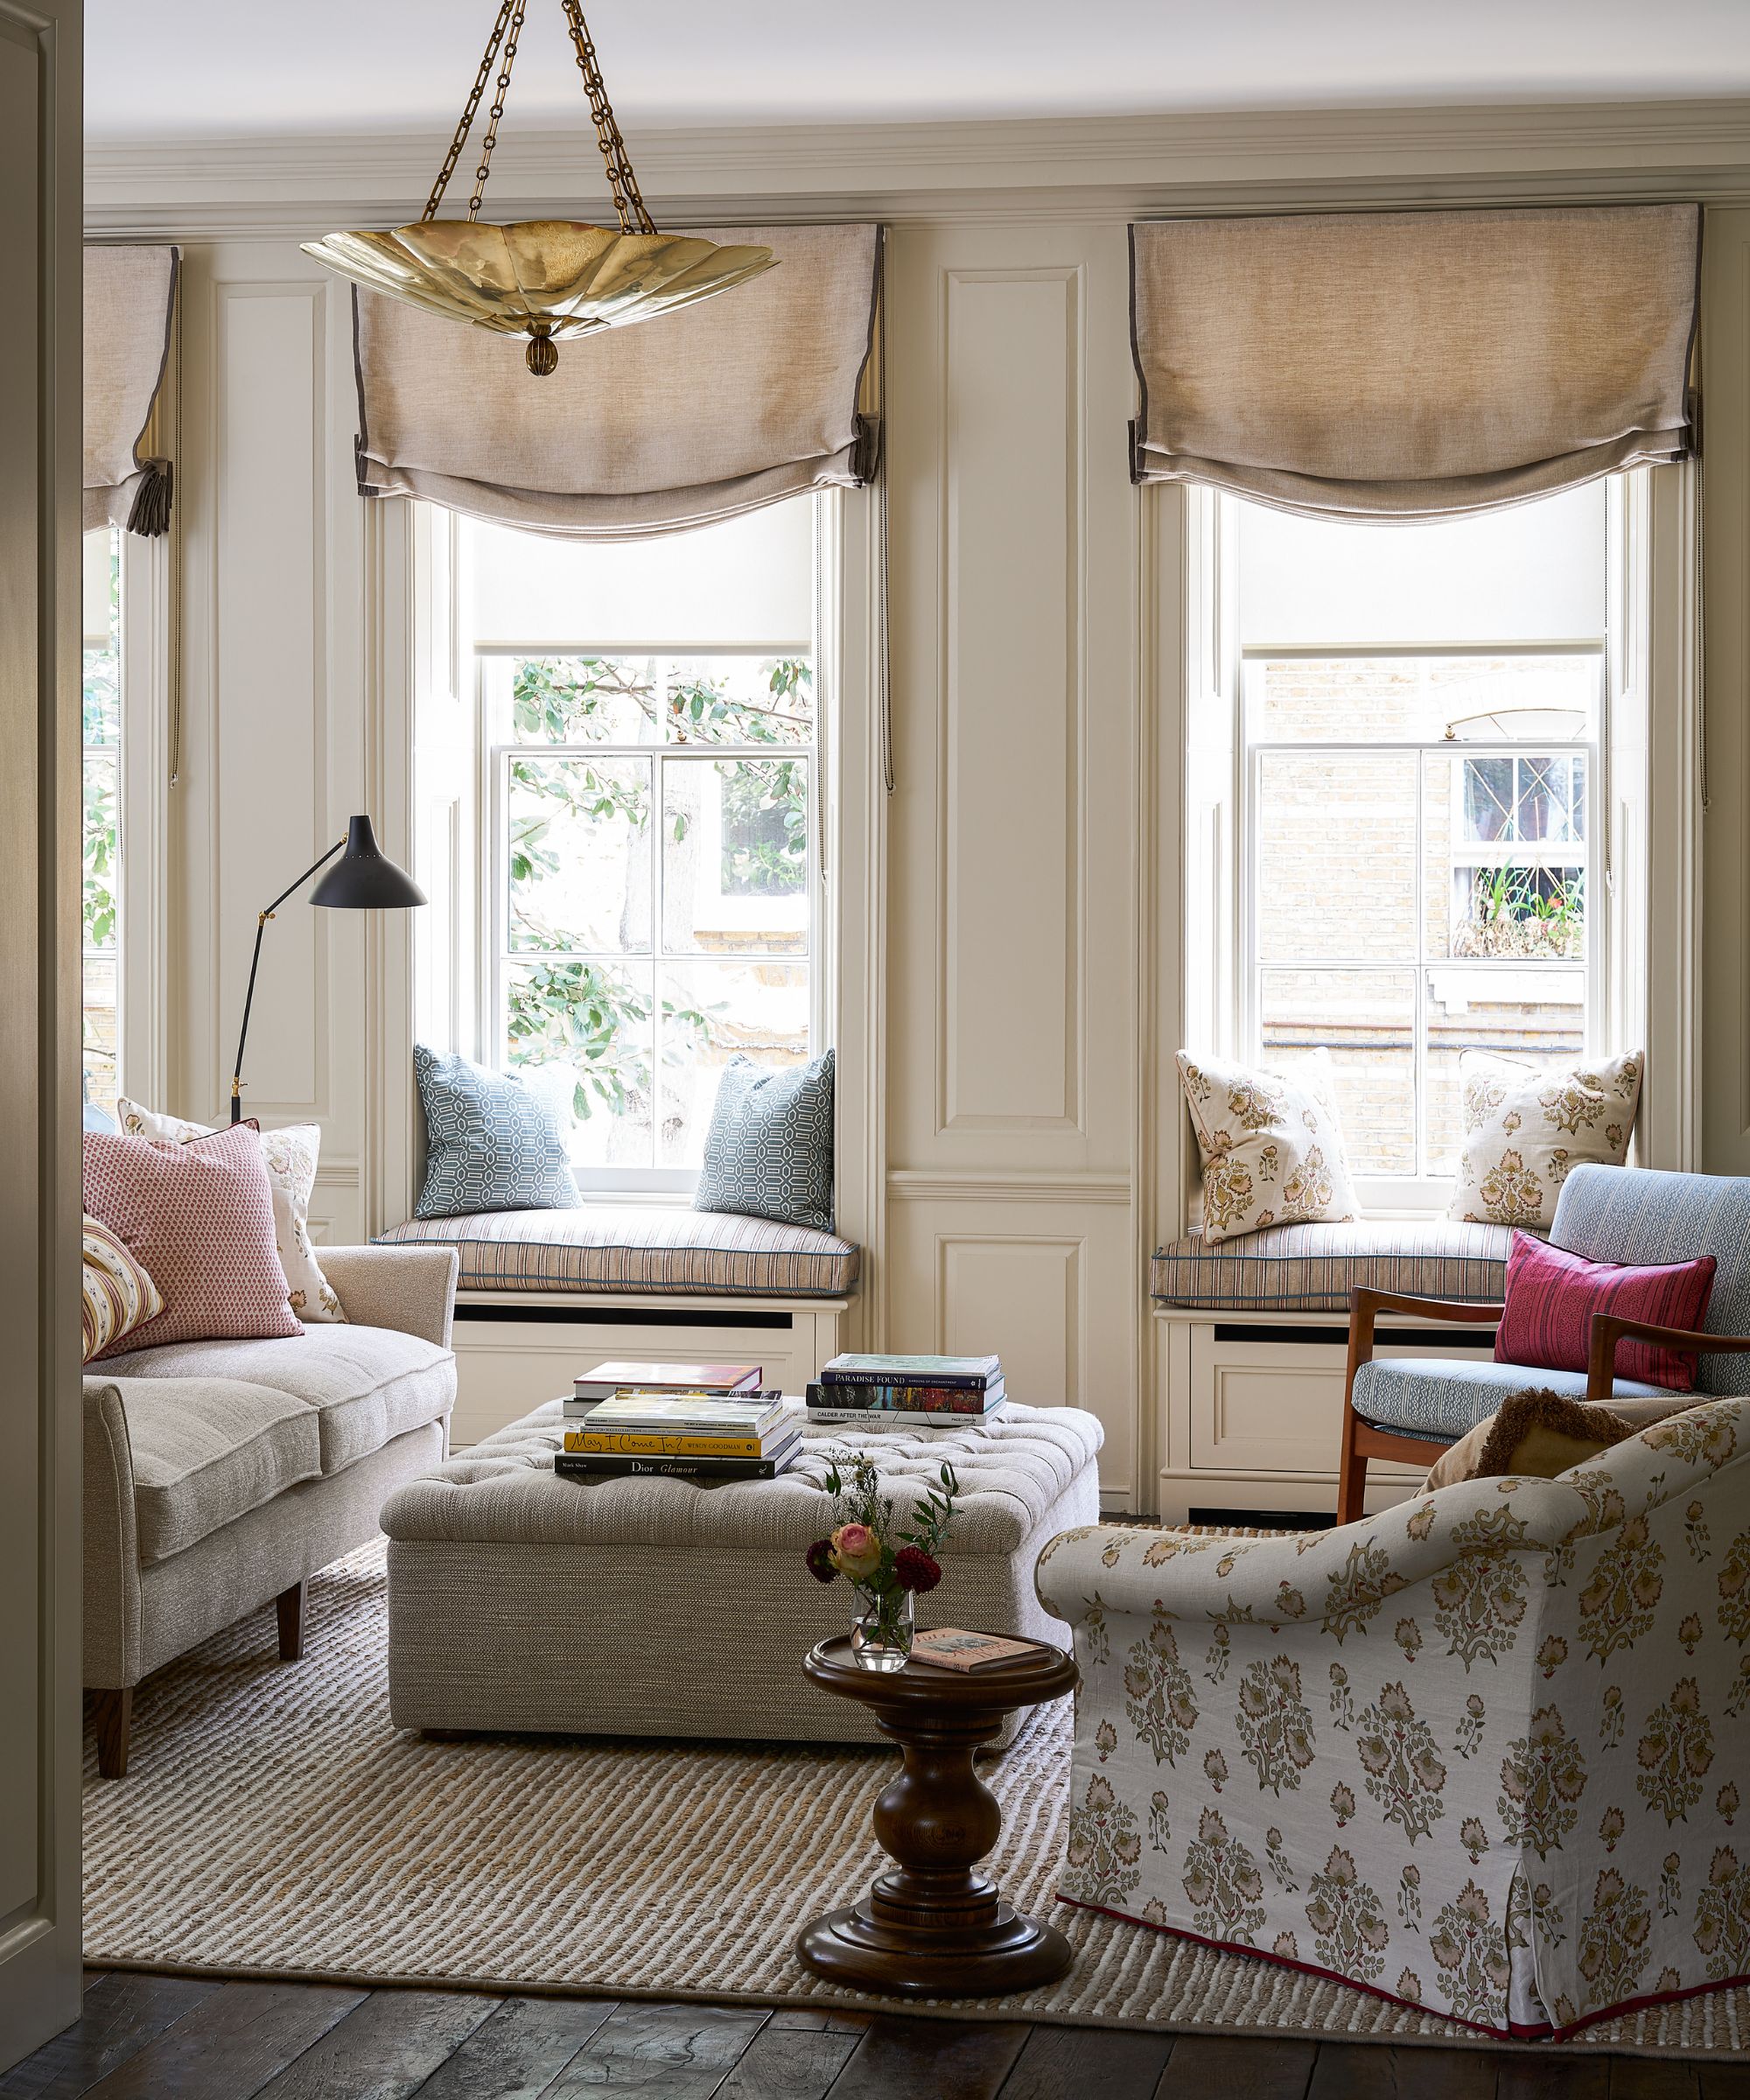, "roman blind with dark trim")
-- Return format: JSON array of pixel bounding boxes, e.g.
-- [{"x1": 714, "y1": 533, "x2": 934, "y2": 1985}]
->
[
  {"x1": 1129, "y1": 205, "x2": 1701, "y2": 520},
  {"x1": 353, "y1": 222, "x2": 883, "y2": 537},
  {"x1": 84, "y1": 245, "x2": 179, "y2": 537}
]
